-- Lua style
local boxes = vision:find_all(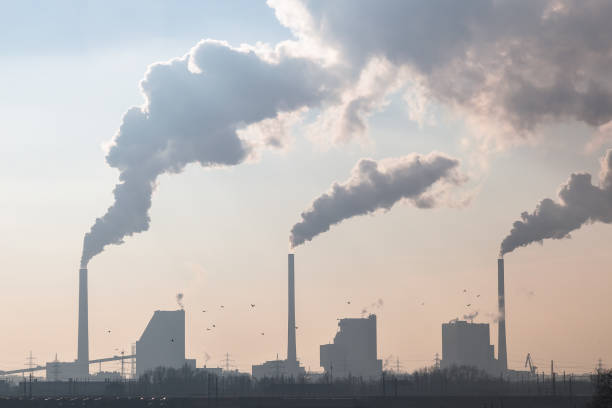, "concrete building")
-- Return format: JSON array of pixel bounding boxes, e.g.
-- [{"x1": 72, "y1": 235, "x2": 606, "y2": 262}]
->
[
  {"x1": 252, "y1": 254, "x2": 305, "y2": 379},
  {"x1": 45, "y1": 361, "x2": 82, "y2": 381},
  {"x1": 440, "y1": 320, "x2": 498, "y2": 374},
  {"x1": 252, "y1": 357, "x2": 304, "y2": 379},
  {"x1": 320, "y1": 314, "x2": 382, "y2": 379},
  {"x1": 136, "y1": 310, "x2": 186, "y2": 377}
]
